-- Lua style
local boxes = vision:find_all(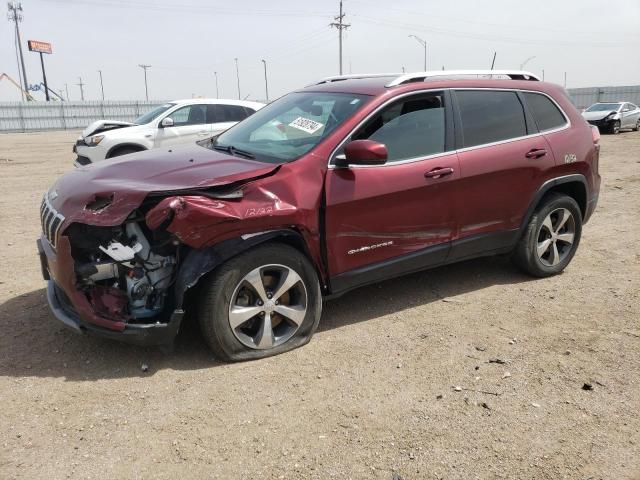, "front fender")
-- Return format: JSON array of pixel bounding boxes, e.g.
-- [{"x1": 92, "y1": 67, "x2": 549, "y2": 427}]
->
[{"x1": 173, "y1": 229, "x2": 324, "y2": 308}]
